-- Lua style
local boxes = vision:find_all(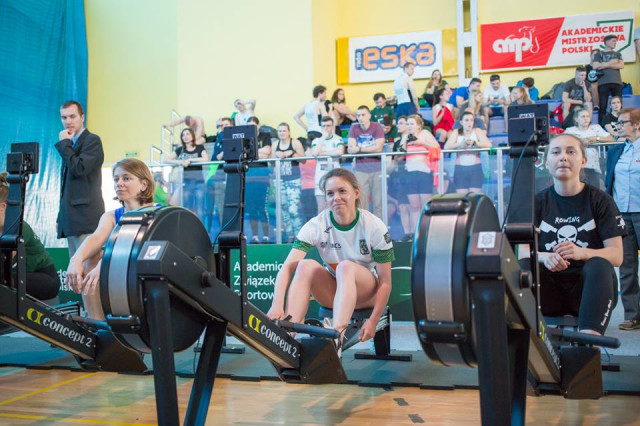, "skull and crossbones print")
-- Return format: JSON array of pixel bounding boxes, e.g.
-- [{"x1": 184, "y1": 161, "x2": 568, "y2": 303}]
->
[{"x1": 539, "y1": 219, "x2": 596, "y2": 251}]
